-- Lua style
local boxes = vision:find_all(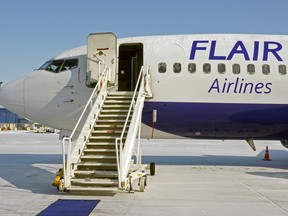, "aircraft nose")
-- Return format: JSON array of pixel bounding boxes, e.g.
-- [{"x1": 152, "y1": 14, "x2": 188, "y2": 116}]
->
[{"x1": 0, "y1": 77, "x2": 26, "y2": 117}]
